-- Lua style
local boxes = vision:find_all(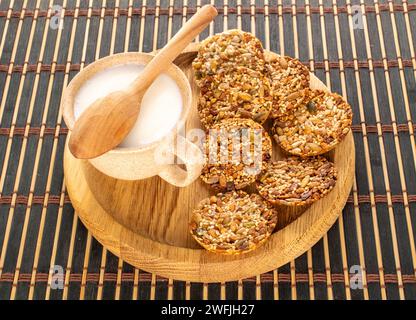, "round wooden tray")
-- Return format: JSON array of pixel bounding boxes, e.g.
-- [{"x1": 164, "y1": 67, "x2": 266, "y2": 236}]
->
[{"x1": 64, "y1": 44, "x2": 355, "y2": 282}]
